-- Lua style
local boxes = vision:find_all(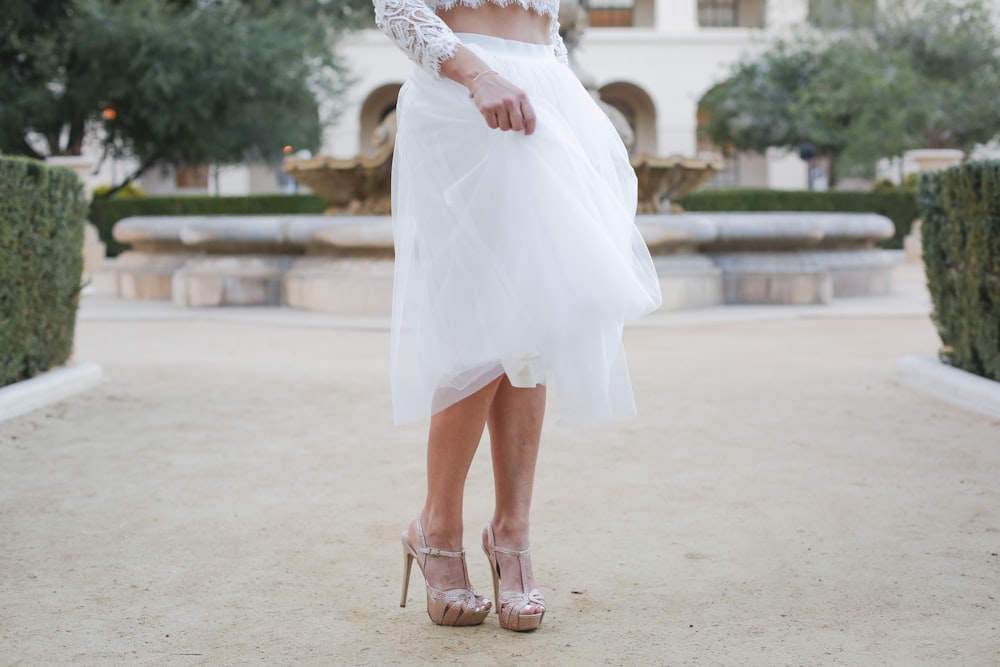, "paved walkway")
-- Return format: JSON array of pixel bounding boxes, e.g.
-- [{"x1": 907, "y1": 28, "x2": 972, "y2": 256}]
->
[{"x1": 2, "y1": 264, "x2": 998, "y2": 666}]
